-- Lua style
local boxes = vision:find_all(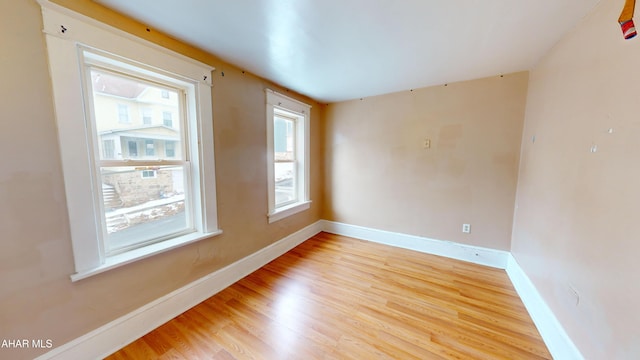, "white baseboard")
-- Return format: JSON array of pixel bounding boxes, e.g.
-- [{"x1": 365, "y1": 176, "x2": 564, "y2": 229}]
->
[
  {"x1": 323, "y1": 220, "x2": 583, "y2": 359},
  {"x1": 321, "y1": 220, "x2": 509, "y2": 269},
  {"x1": 506, "y1": 255, "x2": 584, "y2": 360},
  {"x1": 36, "y1": 219, "x2": 581, "y2": 360},
  {"x1": 35, "y1": 221, "x2": 324, "y2": 360}
]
